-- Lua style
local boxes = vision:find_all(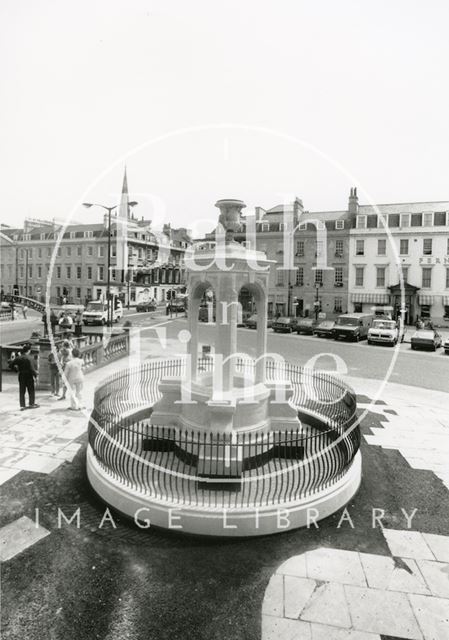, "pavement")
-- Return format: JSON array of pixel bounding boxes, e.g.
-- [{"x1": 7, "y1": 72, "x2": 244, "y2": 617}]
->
[{"x1": 1, "y1": 327, "x2": 449, "y2": 639}]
